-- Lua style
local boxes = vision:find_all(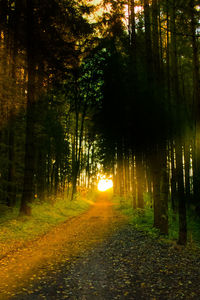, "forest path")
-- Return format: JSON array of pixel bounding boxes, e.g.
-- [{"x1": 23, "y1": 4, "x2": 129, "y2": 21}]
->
[
  {"x1": 1, "y1": 195, "x2": 200, "y2": 299},
  {"x1": 0, "y1": 193, "x2": 126, "y2": 299}
]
